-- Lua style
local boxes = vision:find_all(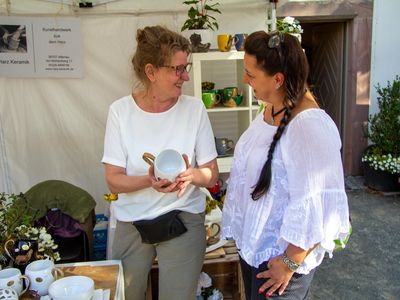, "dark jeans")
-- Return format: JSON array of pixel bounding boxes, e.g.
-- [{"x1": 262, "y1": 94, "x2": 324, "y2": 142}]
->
[{"x1": 239, "y1": 256, "x2": 315, "y2": 300}]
